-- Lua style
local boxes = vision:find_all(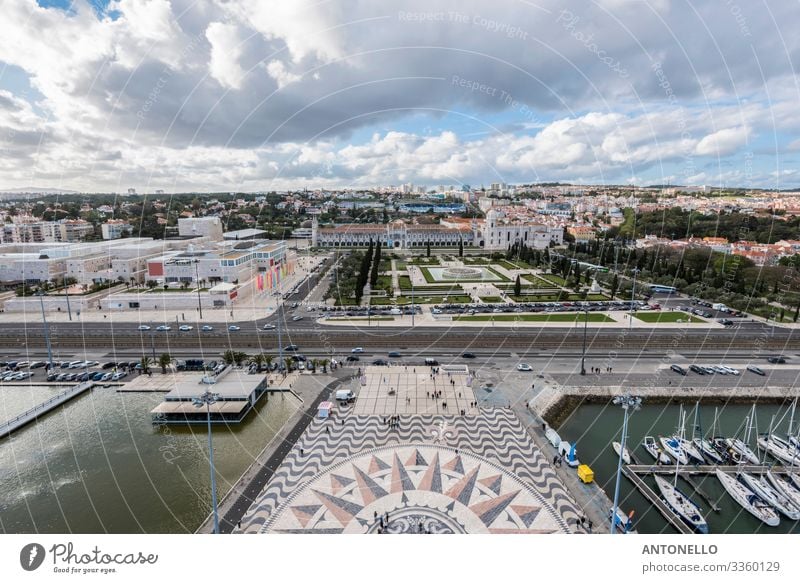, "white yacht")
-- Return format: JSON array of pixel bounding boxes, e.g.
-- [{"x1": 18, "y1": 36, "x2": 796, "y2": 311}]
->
[
  {"x1": 654, "y1": 475, "x2": 709, "y2": 533},
  {"x1": 693, "y1": 437, "x2": 724, "y2": 464},
  {"x1": 726, "y1": 437, "x2": 760, "y2": 465},
  {"x1": 766, "y1": 471, "x2": 800, "y2": 511},
  {"x1": 643, "y1": 436, "x2": 671, "y2": 464},
  {"x1": 757, "y1": 434, "x2": 799, "y2": 466},
  {"x1": 716, "y1": 469, "x2": 780, "y2": 527},
  {"x1": 739, "y1": 473, "x2": 800, "y2": 520},
  {"x1": 659, "y1": 436, "x2": 689, "y2": 465},
  {"x1": 612, "y1": 441, "x2": 631, "y2": 464}
]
